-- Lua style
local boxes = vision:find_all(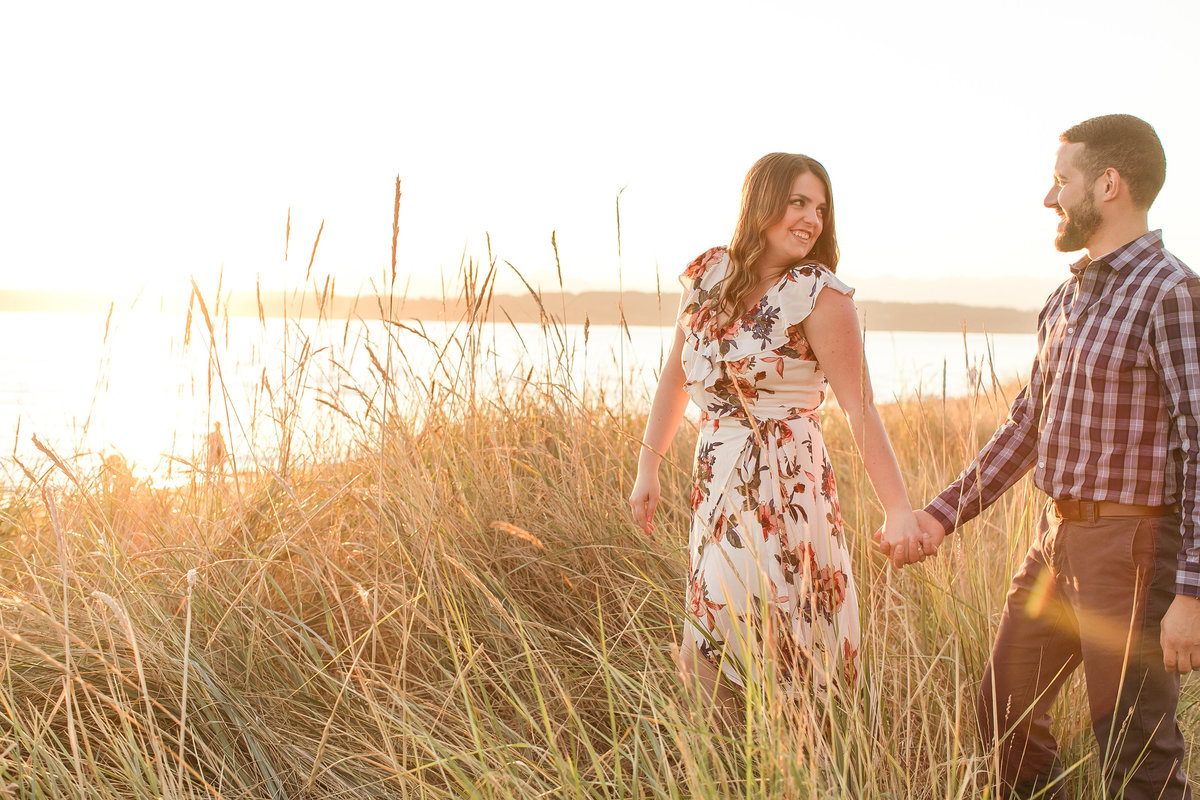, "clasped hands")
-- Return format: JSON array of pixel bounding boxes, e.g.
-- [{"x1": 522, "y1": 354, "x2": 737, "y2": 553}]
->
[{"x1": 873, "y1": 509, "x2": 947, "y2": 569}]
